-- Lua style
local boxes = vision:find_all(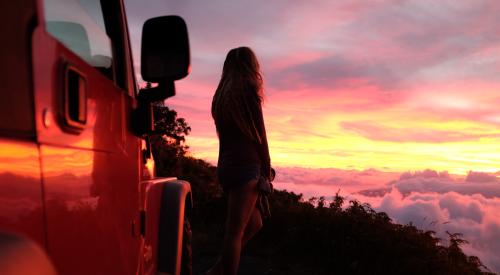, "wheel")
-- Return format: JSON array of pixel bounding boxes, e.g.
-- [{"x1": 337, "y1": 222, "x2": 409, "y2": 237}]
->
[{"x1": 180, "y1": 217, "x2": 192, "y2": 275}]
